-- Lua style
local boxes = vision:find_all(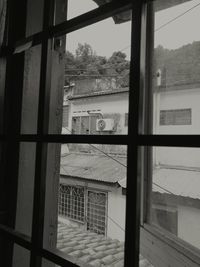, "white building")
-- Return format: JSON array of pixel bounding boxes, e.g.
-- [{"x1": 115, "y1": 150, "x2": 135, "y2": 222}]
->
[{"x1": 59, "y1": 151, "x2": 126, "y2": 242}]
